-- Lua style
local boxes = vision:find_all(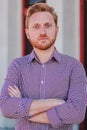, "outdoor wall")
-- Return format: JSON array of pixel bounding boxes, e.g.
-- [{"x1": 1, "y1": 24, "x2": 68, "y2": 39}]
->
[
  {"x1": 47, "y1": 0, "x2": 80, "y2": 60},
  {"x1": 0, "y1": 0, "x2": 22, "y2": 129}
]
